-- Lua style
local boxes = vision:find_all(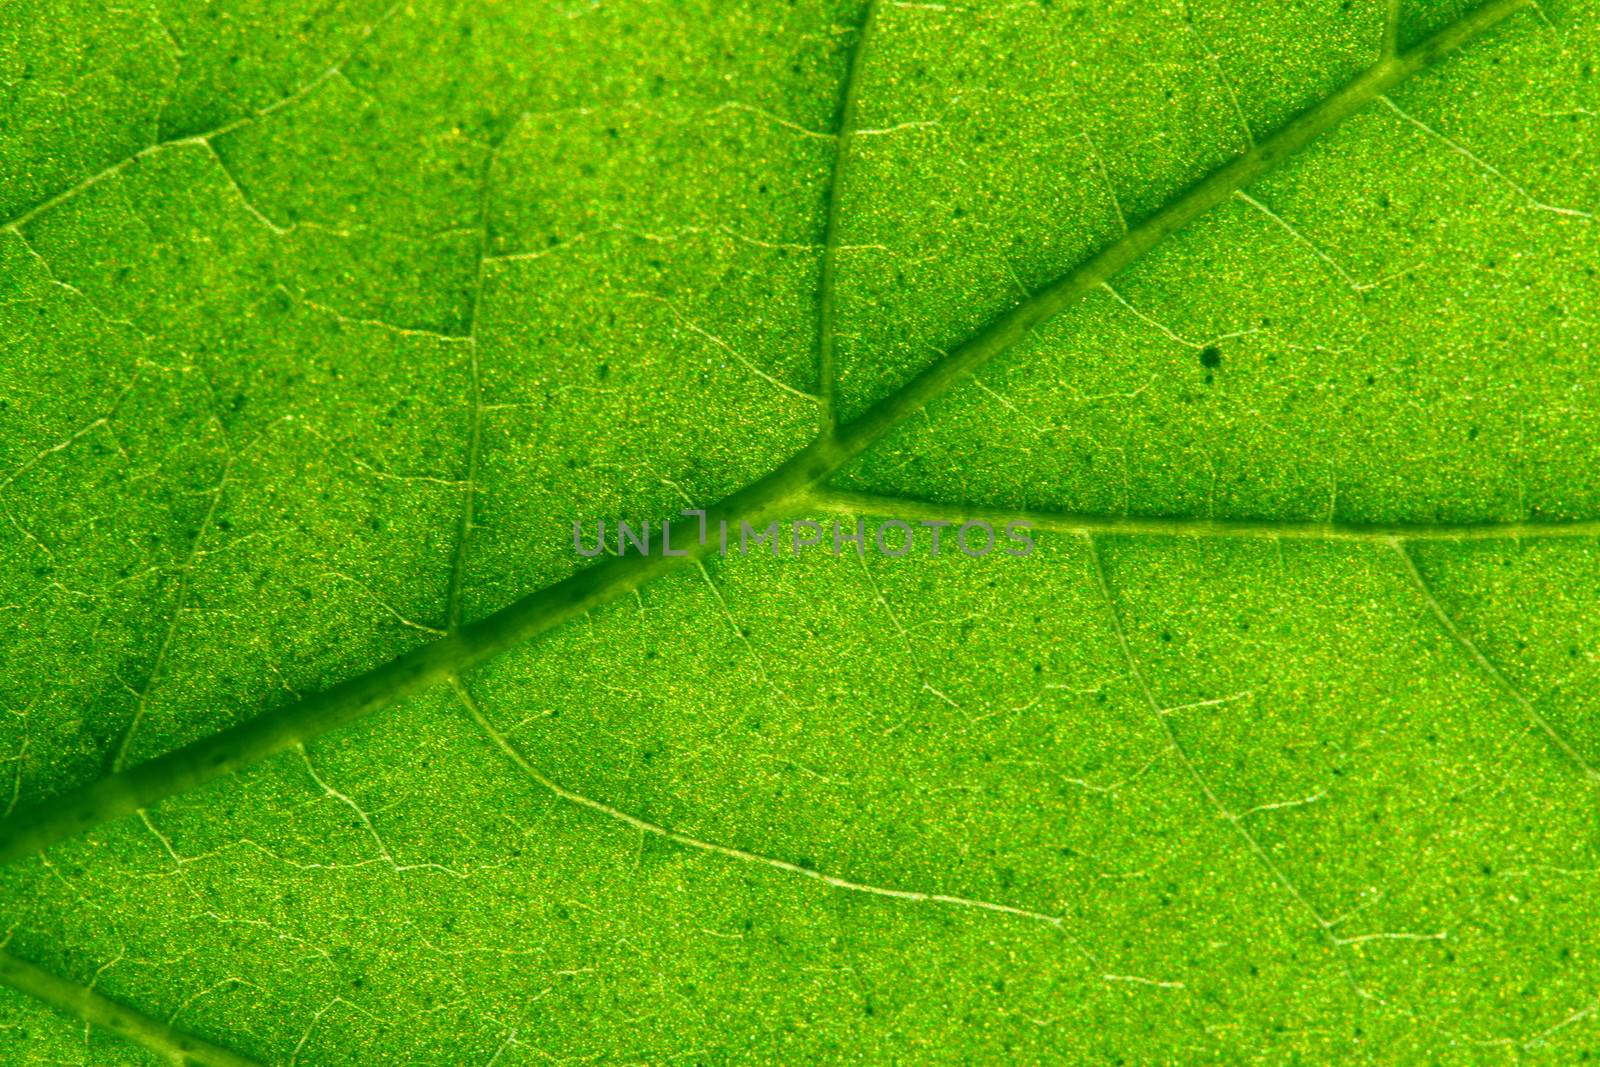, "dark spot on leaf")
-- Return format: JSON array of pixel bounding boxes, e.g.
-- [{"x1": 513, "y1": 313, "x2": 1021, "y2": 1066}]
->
[{"x1": 1199, "y1": 346, "x2": 1222, "y2": 369}]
